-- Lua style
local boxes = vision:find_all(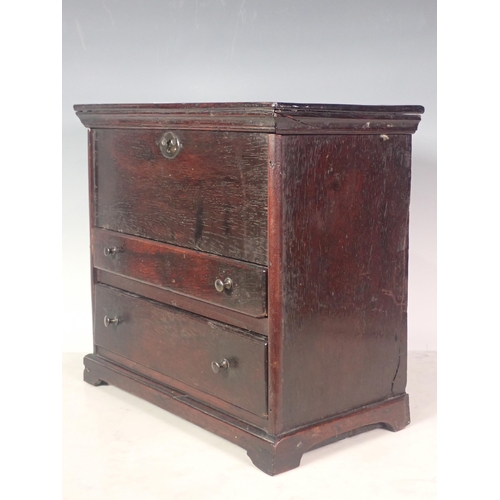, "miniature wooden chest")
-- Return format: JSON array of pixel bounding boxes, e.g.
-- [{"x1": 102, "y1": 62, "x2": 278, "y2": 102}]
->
[{"x1": 75, "y1": 102, "x2": 423, "y2": 474}]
